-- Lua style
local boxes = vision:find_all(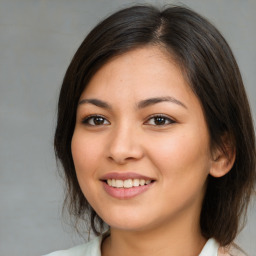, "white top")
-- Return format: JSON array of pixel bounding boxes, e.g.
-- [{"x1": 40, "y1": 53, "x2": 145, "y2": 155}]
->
[{"x1": 43, "y1": 236, "x2": 221, "y2": 256}]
